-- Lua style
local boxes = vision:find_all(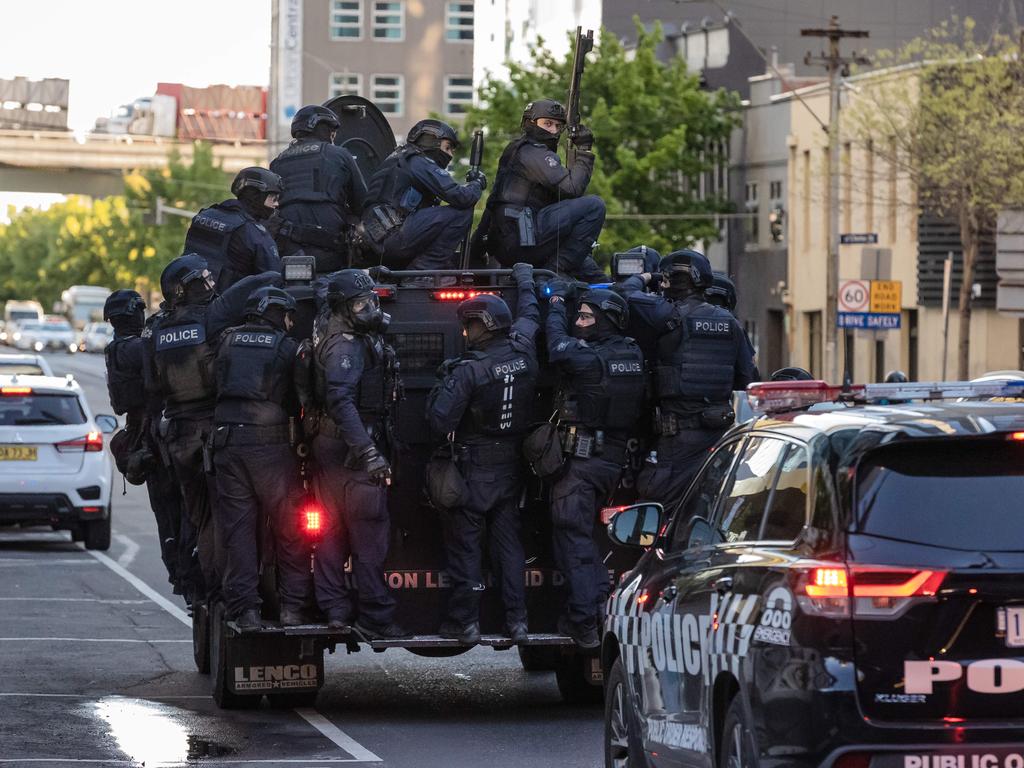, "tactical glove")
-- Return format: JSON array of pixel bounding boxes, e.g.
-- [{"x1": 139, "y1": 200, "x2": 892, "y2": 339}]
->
[
  {"x1": 570, "y1": 125, "x2": 594, "y2": 151},
  {"x1": 547, "y1": 278, "x2": 574, "y2": 300},
  {"x1": 512, "y1": 262, "x2": 534, "y2": 287},
  {"x1": 360, "y1": 446, "x2": 392, "y2": 486},
  {"x1": 368, "y1": 265, "x2": 392, "y2": 283},
  {"x1": 466, "y1": 169, "x2": 487, "y2": 191}
]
